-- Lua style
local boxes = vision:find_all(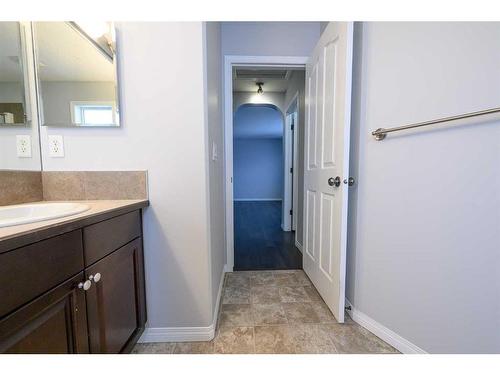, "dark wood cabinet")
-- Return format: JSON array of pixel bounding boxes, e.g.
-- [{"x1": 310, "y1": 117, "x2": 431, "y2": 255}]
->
[
  {"x1": 0, "y1": 208, "x2": 147, "y2": 354},
  {"x1": 0, "y1": 273, "x2": 89, "y2": 354},
  {"x1": 85, "y1": 238, "x2": 146, "y2": 353}
]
